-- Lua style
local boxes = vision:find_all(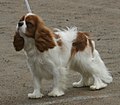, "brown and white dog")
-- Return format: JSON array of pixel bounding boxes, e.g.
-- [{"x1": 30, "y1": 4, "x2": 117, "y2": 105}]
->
[{"x1": 13, "y1": 13, "x2": 112, "y2": 98}]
